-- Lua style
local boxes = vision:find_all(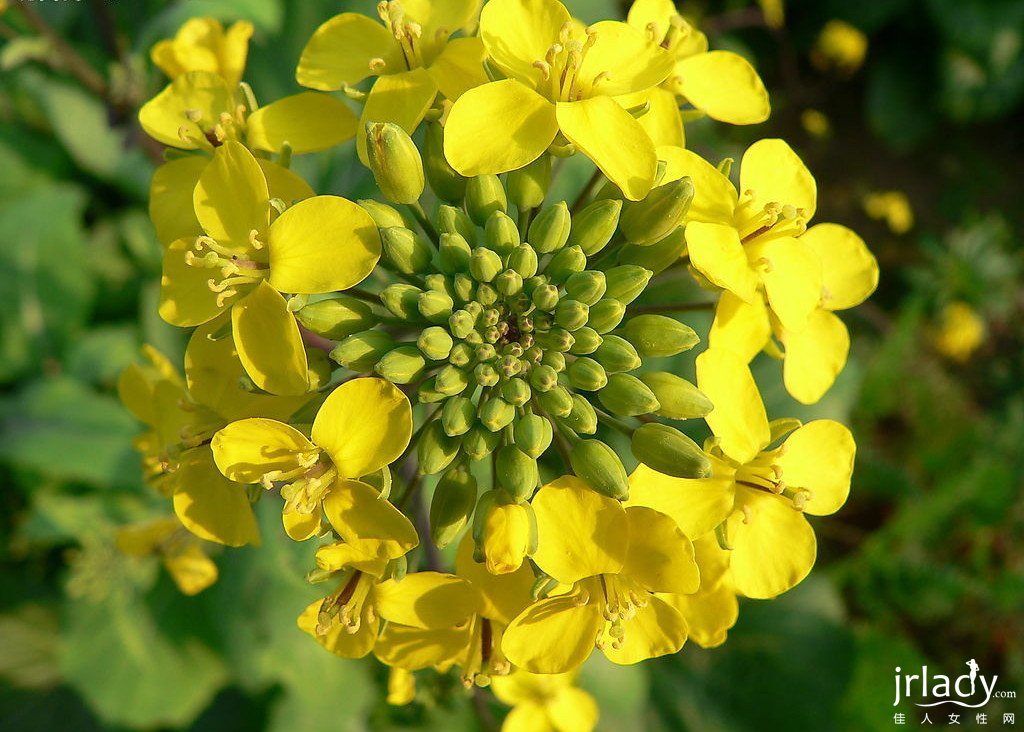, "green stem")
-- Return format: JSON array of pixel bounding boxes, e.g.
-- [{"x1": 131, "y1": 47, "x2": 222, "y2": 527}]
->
[
  {"x1": 629, "y1": 301, "x2": 716, "y2": 315},
  {"x1": 570, "y1": 167, "x2": 605, "y2": 214},
  {"x1": 407, "y1": 202, "x2": 440, "y2": 246},
  {"x1": 594, "y1": 408, "x2": 637, "y2": 437}
]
